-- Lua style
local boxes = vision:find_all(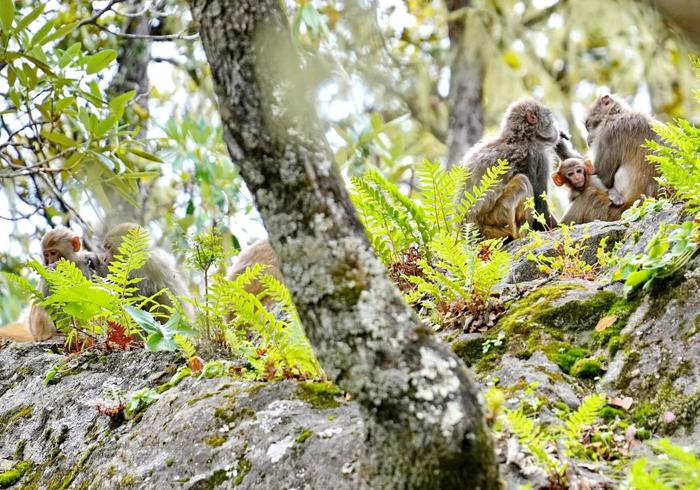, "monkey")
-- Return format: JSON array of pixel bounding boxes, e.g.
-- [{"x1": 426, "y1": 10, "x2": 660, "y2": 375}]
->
[
  {"x1": 552, "y1": 158, "x2": 624, "y2": 224},
  {"x1": 459, "y1": 98, "x2": 564, "y2": 239},
  {"x1": 0, "y1": 243, "x2": 105, "y2": 342},
  {"x1": 228, "y1": 239, "x2": 283, "y2": 297},
  {"x1": 584, "y1": 94, "x2": 659, "y2": 208},
  {"x1": 41, "y1": 226, "x2": 83, "y2": 266},
  {"x1": 100, "y1": 223, "x2": 193, "y2": 320}
]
